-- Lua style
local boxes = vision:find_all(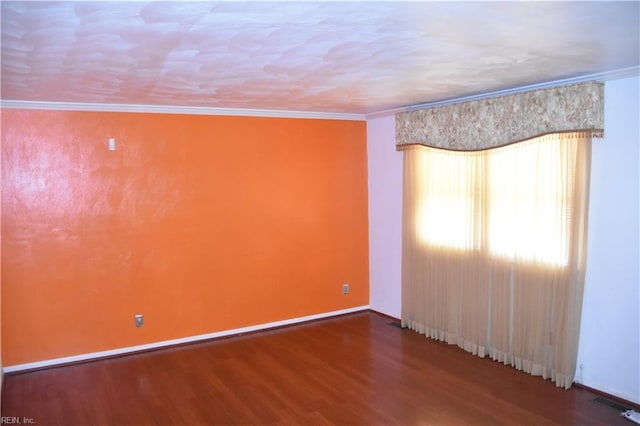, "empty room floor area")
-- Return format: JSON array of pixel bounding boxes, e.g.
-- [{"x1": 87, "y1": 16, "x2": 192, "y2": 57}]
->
[{"x1": 1, "y1": 311, "x2": 629, "y2": 425}]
